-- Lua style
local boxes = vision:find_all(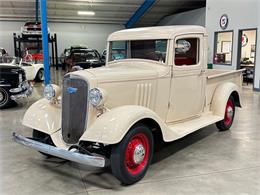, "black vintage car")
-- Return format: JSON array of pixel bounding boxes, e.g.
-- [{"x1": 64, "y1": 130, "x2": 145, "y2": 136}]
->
[
  {"x1": 0, "y1": 64, "x2": 32, "y2": 109},
  {"x1": 66, "y1": 48, "x2": 105, "y2": 71},
  {"x1": 60, "y1": 45, "x2": 88, "y2": 66}
]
